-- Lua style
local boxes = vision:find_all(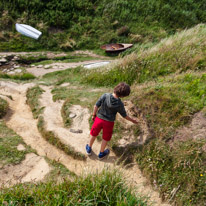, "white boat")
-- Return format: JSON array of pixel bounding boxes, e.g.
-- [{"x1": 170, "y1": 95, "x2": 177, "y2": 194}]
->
[{"x1": 15, "y1": 23, "x2": 42, "y2": 40}]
